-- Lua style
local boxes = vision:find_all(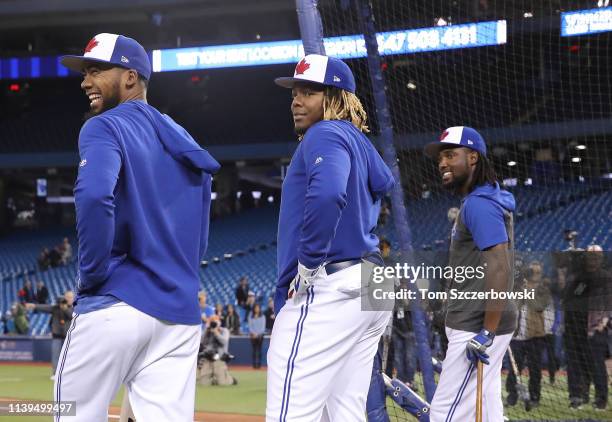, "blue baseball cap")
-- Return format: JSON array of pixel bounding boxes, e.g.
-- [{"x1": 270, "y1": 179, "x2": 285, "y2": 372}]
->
[
  {"x1": 61, "y1": 33, "x2": 151, "y2": 80},
  {"x1": 424, "y1": 126, "x2": 487, "y2": 159},
  {"x1": 275, "y1": 54, "x2": 356, "y2": 93}
]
